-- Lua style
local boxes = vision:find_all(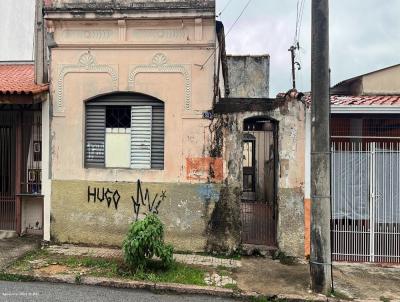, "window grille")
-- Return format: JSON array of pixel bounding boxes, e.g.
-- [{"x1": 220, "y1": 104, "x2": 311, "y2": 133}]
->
[{"x1": 85, "y1": 93, "x2": 164, "y2": 169}]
